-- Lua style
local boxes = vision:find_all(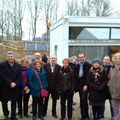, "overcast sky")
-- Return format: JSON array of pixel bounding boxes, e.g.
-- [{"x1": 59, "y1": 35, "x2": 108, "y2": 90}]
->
[{"x1": 22, "y1": 0, "x2": 120, "y2": 40}]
